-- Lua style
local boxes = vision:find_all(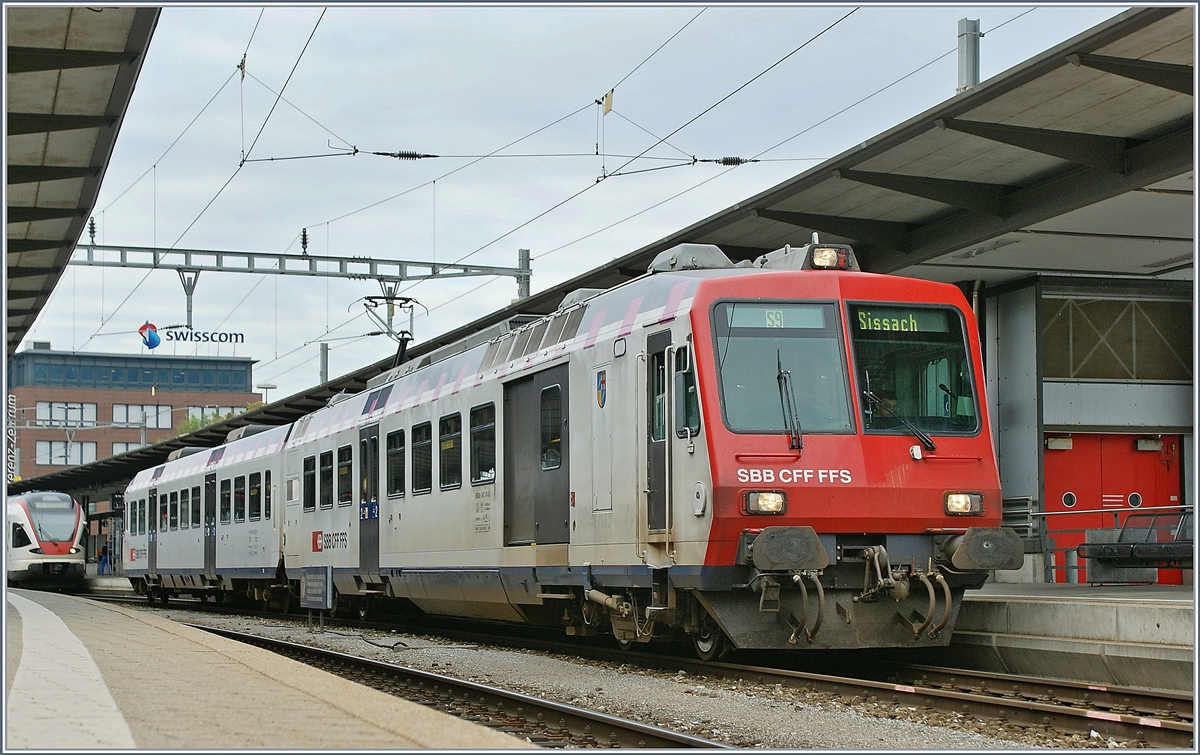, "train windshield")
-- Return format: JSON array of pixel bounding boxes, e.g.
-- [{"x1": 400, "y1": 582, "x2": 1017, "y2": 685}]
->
[
  {"x1": 848, "y1": 303, "x2": 980, "y2": 435},
  {"x1": 712, "y1": 302, "x2": 853, "y2": 434},
  {"x1": 27, "y1": 496, "x2": 78, "y2": 542}
]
